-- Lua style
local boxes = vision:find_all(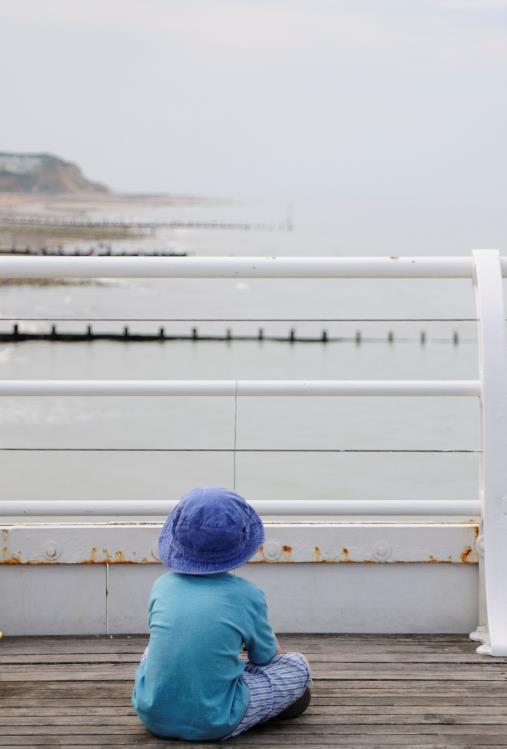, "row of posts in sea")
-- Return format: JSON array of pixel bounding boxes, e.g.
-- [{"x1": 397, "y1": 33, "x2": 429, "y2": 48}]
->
[
  {"x1": 0, "y1": 324, "x2": 464, "y2": 345},
  {"x1": 0, "y1": 214, "x2": 292, "y2": 232},
  {"x1": 0, "y1": 244, "x2": 187, "y2": 257}
]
